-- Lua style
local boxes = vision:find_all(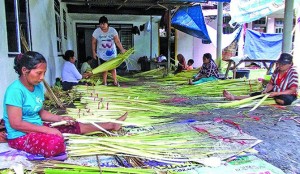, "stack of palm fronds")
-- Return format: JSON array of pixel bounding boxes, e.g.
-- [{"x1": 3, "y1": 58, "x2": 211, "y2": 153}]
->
[
  {"x1": 176, "y1": 78, "x2": 263, "y2": 97},
  {"x1": 32, "y1": 161, "x2": 166, "y2": 174},
  {"x1": 92, "y1": 48, "x2": 135, "y2": 75}
]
